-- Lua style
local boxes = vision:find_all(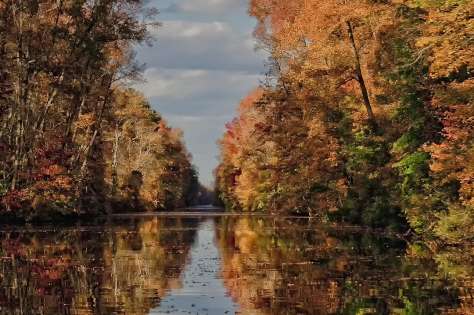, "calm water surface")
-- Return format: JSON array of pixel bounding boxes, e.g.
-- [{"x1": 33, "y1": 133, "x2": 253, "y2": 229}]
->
[{"x1": 0, "y1": 214, "x2": 472, "y2": 314}]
